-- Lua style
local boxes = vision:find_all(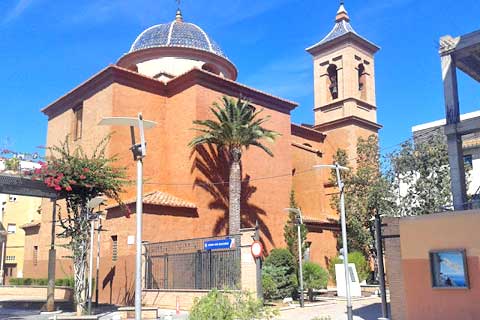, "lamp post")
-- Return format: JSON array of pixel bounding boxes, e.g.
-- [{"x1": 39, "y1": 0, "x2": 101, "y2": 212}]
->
[
  {"x1": 86, "y1": 196, "x2": 106, "y2": 315},
  {"x1": 313, "y1": 163, "x2": 352, "y2": 320},
  {"x1": 99, "y1": 113, "x2": 156, "y2": 320},
  {"x1": 284, "y1": 207, "x2": 304, "y2": 308}
]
